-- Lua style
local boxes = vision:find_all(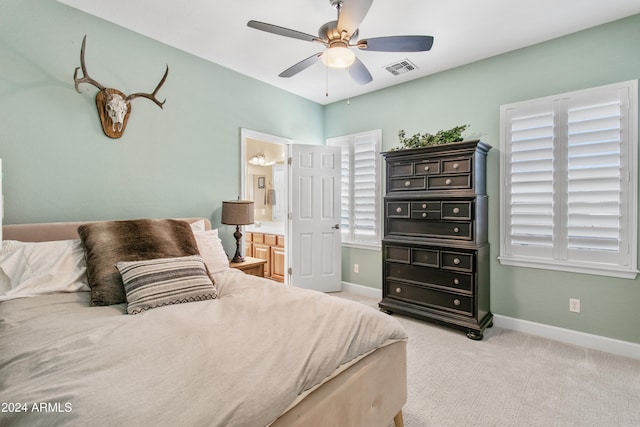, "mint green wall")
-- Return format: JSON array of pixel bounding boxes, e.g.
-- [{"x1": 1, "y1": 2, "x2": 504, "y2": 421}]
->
[
  {"x1": 0, "y1": 0, "x2": 323, "y2": 249},
  {"x1": 325, "y1": 14, "x2": 640, "y2": 344}
]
